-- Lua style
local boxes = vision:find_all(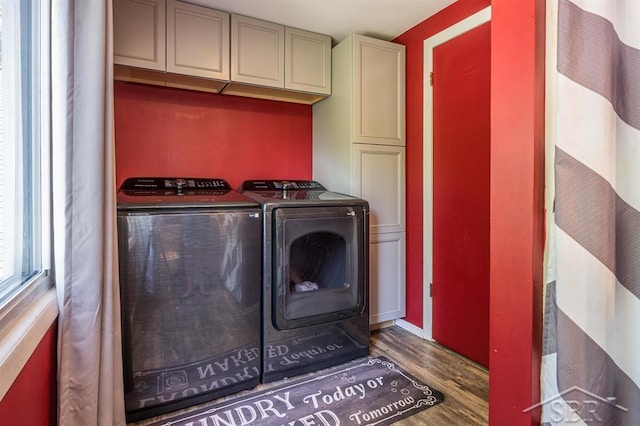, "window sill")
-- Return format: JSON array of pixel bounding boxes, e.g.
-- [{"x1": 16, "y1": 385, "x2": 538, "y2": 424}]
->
[{"x1": 0, "y1": 287, "x2": 58, "y2": 400}]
